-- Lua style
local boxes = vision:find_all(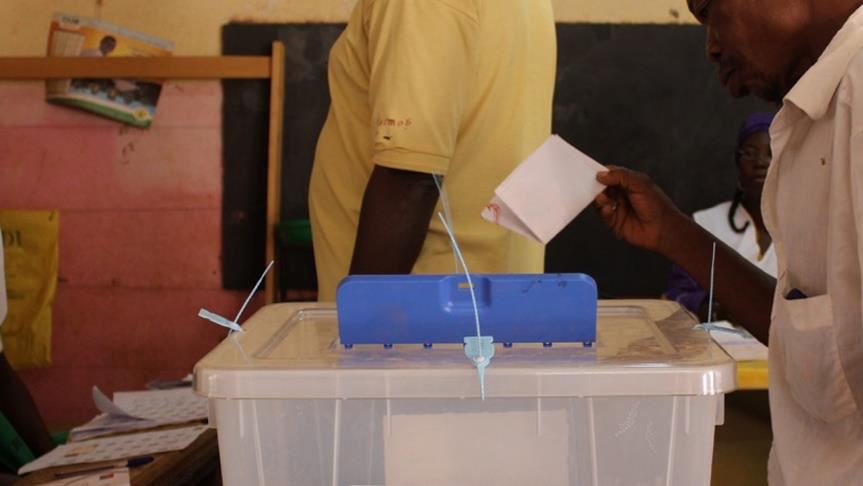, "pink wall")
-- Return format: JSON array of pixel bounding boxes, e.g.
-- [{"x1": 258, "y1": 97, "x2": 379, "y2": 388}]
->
[{"x1": 0, "y1": 81, "x2": 259, "y2": 426}]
